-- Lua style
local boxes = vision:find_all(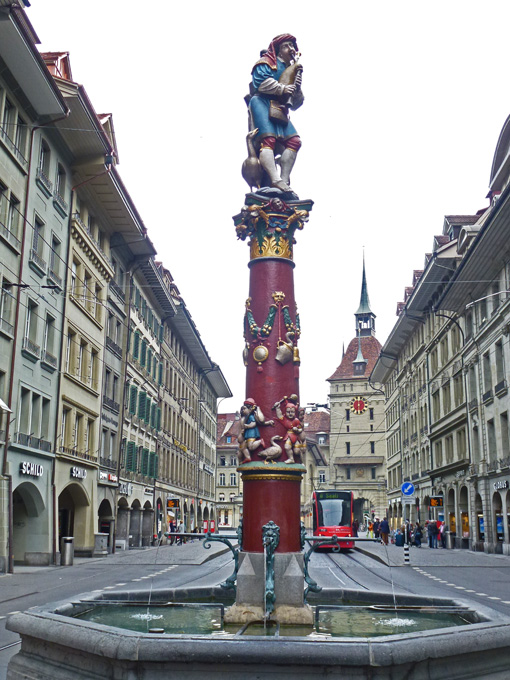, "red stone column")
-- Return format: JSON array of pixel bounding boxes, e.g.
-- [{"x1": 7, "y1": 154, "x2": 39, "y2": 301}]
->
[{"x1": 233, "y1": 196, "x2": 313, "y2": 554}]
